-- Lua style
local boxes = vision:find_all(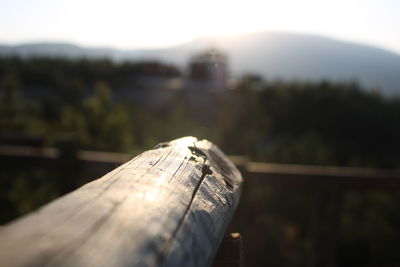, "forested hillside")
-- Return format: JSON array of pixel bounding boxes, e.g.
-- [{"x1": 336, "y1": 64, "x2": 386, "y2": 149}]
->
[
  {"x1": 2, "y1": 57, "x2": 399, "y2": 167},
  {"x1": 1, "y1": 57, "x2": 400, "y2": 266}
]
